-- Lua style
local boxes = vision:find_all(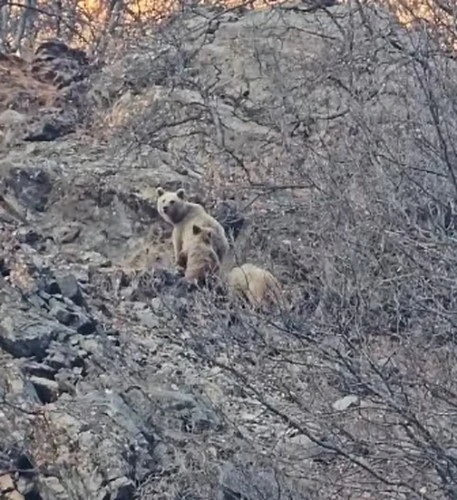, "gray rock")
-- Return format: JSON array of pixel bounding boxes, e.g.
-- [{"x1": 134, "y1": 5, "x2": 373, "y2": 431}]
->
[
  {"x1": 7, "y1": 167, "x2": 52, "y2": 212},
  {"x1": 51, "y1": 303, "x2": 76, "y2": 325},
  {"x1": 0, "y1": 309, "x2": 68, "y2": 358},
  {"x1": 21, "y1": 360, "x2": 57, "y2": 378},
  {"x1": 54, "y1": 223, "x2": 82, "y2": 244},
  {"x1": 81, "y1": 251, "x2": 112, "y2": 267},
  {"x1": 218, "y1": 465, "x2": 280, "y2": 500},
  {"x1": 148, "y1": 387, "x2": 222, "y2": 433},
  {"x1": 49, "y1": 301, "x2": 96, "y2": 335},
  {"x1": 39, "y1": 476, "x2": 67, "y2": 500},
  {"x1": 136, "y1": 309, "x2": 160, "y2": 329},
  {"x1": 44, "y1": 280, "x2": 61, "y2": 295},
  {"x1": 28, "y1": 376, "x2": 60, "y2": 403},
  {"x1": 276, "y1": 431, "x2": 333, "y2": 462},
  {"x1": 16, "y1": 227, "x2": 41, "y2": 245},
  {"x1": 26, "y1": 293, "x2": 48, "y2": 310},
  {"x1": 150, "y1": 297, "x2": 166, "y2": 314},
  {"x1": 41, "y1": 390, "x2": 157, "y2": 496},
  {"x1": 332, "y1": 395, "x2": 360, "y2": 411},
  {"x1": 78, "y1": 337, "x2": 102, "y2": 356},
  {"x1": 45, "y1": 345, "x2": 76, "y2": 369},
  {"x1": 56, "y1": 274, "x2": 84, "y2": 306},
  {"x1": 108, "y1": 477, "x2": 135, "y2": 500},
  {"x1": 446, "y1": 447, "x2": 457, "y2": 461},
  {"x1": 75, "y1": 313, "x2": 96, "y2": 335},
  {"x1": 0, "y1": 472, "x2": 15, "y2": 493}
]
